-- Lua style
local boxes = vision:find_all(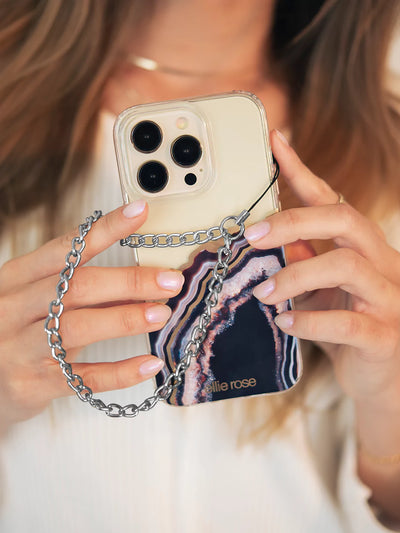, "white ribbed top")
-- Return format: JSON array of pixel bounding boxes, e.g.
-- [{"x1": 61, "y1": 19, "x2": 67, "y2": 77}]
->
[{"x1": 0, "y1": 113, "x2": 398, "y2": 533}]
